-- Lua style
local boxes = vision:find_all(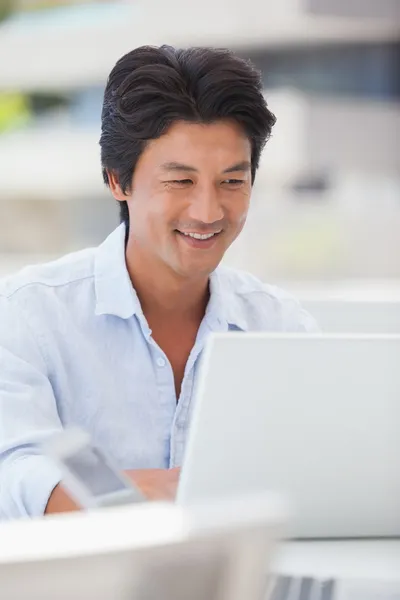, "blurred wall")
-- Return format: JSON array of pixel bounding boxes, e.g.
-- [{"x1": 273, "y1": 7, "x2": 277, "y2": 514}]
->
[{"x1": 0, "y1": 0, "x2": 399, "y2": 282}]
